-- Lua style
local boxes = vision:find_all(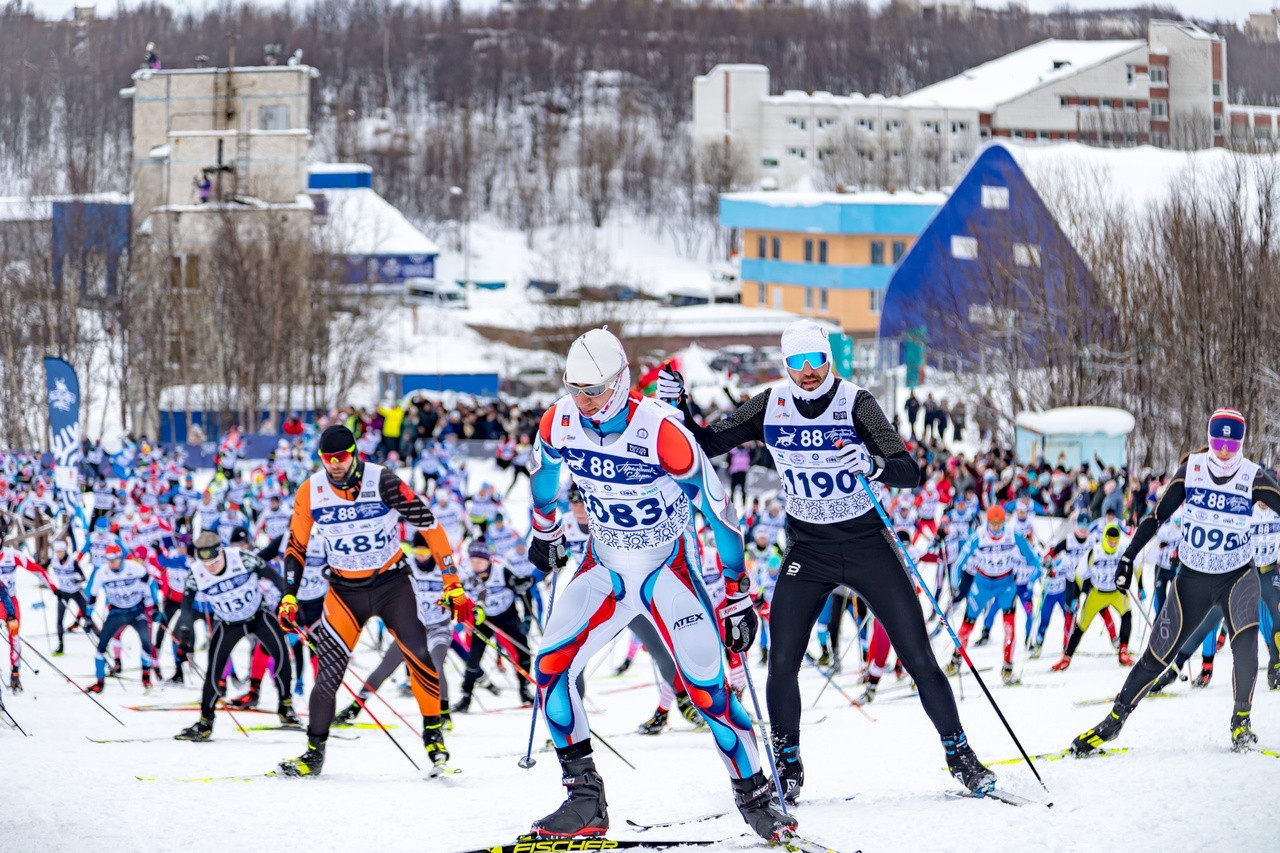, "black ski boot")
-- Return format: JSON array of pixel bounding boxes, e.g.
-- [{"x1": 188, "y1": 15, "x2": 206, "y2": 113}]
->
[
  {"x1": 334, "y1": 700, "x2": 363, "y2": 725},
  {"x1": 975, "y1": 628, "x2": 992, "y2": 647},
  {"x1": 10, "y1": 667, "x2": 21, "y2": 694},
  {"x1": 942, "y1": 730, "x2": 996, "y2": 793},
  {"x1": 612, "y1": 658, "x2": 632, "y2": 676},
  {"x1": 453, "y1": 691, "x2": 472, "y2": 713},
  {"x1": 424, "y1": 716, "x2": 450, "y2": 768},
  {"x1": 771, "y1": 730, "x2": 804, "y2": 805},
  {"x1": 230, "y1": 680, "x2": 261, "y2": 708},
  {"x1": 636, "y1": 708, "x2": 668, "y2": 735},
  {"x1": 1071, "y1": 698, "x2": 1134, "y2": 756},
  {"x1": 278, "y1": 701, "x2": 303, "y2": 729},
  {"x1": 53, "y1": 642, "x2": 65, "y2": 656},
  {"x1": 1268, "y1": 663, "x2": 1280, "y2": 691},
  {"x1": 1192, "y1": 661, "x2": 1213, "y2": 688},
  {"x1": 676, "y1": 691, "x2": 706, "y2": 730},
  {"x1": 167, "y1": 667, "x2": 184, "y2": 685},
  {"x1": 278, "y1": 738, "x2": 326, "y2": 777},
  {"x1": 732, "y1": 771, "x2": 797, "y2": 841},
  {"x1": 1231, "y1": 710, "x2": 1258, "y2": 752},
  {"x1": 529, "y1": 753, "x2": 609, "y2": 838},
  {"x1": 175, "y1": 717, "x2": 214, "y2": 742},
  {"x1": 1150, "y1": 666, "x2": 1178, "y2": 693}
]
